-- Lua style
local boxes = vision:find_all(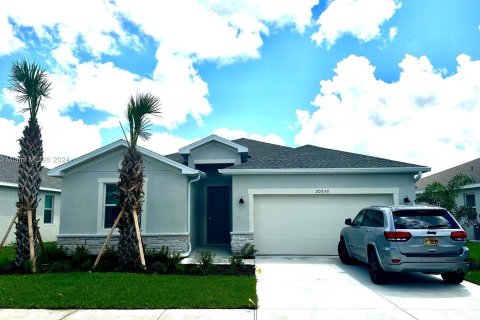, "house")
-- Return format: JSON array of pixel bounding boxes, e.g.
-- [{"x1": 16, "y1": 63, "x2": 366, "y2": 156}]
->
[
  {"x1": 48, "y1": 135, "x2": 429, "y2": 256},
  {"x1": 416, "y1": 158, "x2": 480, "y2": 238},
  {"x1": 0, "y1": 155, "x2": 62, "y2": 244}
]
